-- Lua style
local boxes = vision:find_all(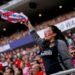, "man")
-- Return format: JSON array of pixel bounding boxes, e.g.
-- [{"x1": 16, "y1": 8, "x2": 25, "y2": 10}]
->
[{"x1": 23, "y1": 21, "x2": 74, "y2": 75}]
